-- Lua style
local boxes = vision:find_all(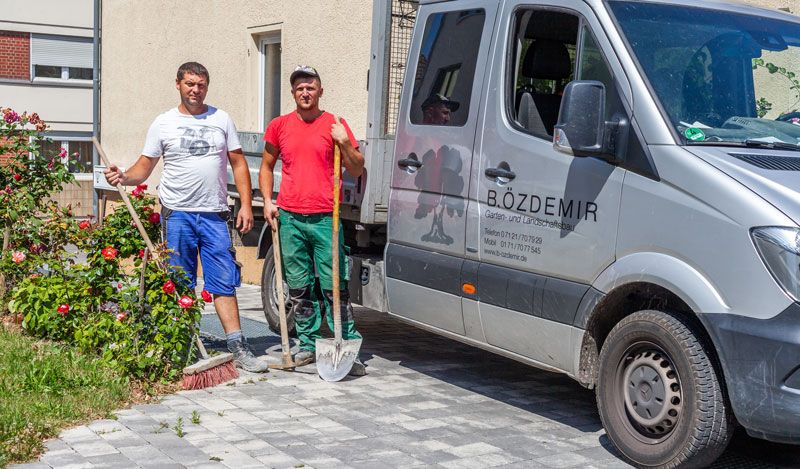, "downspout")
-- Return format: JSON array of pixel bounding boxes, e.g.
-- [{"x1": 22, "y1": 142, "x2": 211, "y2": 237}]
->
[{"x1": 92, "y1": 0, "x2": 101, "y2": 218}]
